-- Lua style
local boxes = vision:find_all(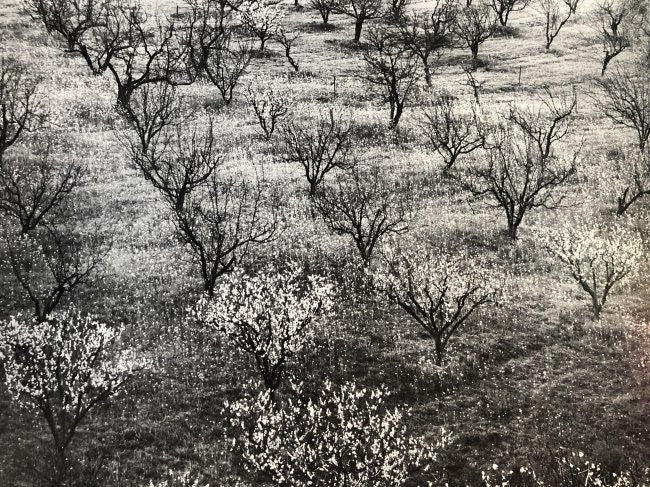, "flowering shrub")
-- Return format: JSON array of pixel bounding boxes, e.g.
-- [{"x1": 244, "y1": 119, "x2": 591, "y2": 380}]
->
[
  {"x1": 538, "y1": 221, "x2": 644, "y2": 319},
  {"x1": 372, "y1": 241, "x2": 501, "y2": 365},
  {"x1": 194, "y1": 266, "x2": 334, "y2": 391},
  {"x1": 226, "y1": 380, "x2": 442, "y2": 486},
  {"x1": 0, "y1": 307, "x2": 144, "y2": 483},
  {"x1": 237, "y1": 0, "x2": 284, "y2": 51},
  {"x1": 482, "y1": 452, "x2": 650, "y2": 486}
]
